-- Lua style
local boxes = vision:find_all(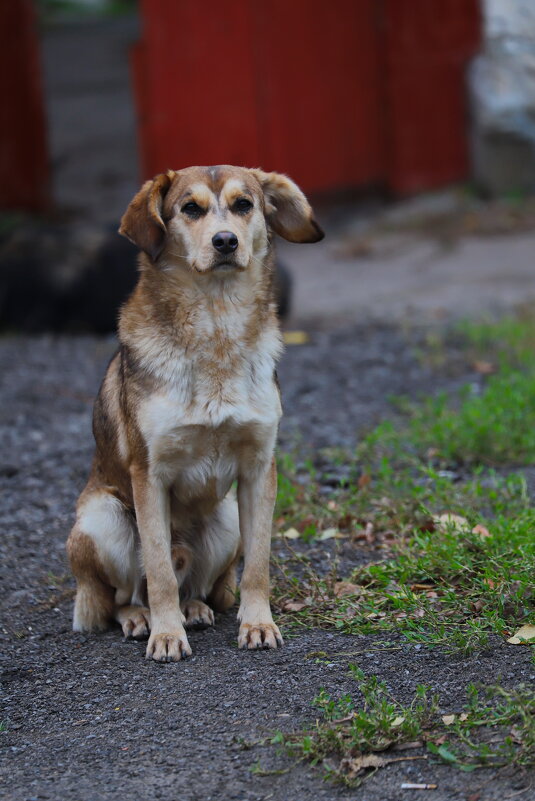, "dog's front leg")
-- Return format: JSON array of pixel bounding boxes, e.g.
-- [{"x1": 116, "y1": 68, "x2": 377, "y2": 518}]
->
[
  {"x1": 237, "y1": 457, "x2": 283, "y2": 649},
  {"x1": 130, "y1": 466, "x2": 191, "y2": 662}
]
